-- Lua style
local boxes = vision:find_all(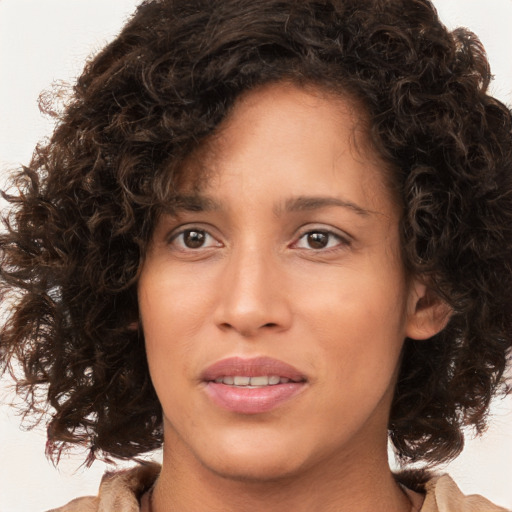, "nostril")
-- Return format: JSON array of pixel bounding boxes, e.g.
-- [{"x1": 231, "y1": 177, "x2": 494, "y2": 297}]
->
[{"x1": 217, "y1": 321, "x2": 279, "y2": 334}]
